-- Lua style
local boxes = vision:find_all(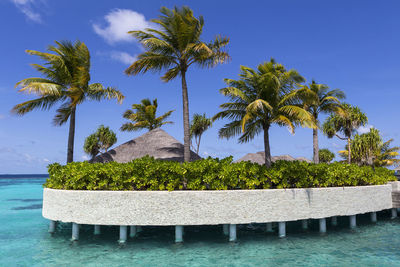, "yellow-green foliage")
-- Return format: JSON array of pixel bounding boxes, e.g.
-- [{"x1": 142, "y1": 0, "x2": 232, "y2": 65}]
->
[{"x1": 45, "y1": 156, "x2": 396, "y2": 191}]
